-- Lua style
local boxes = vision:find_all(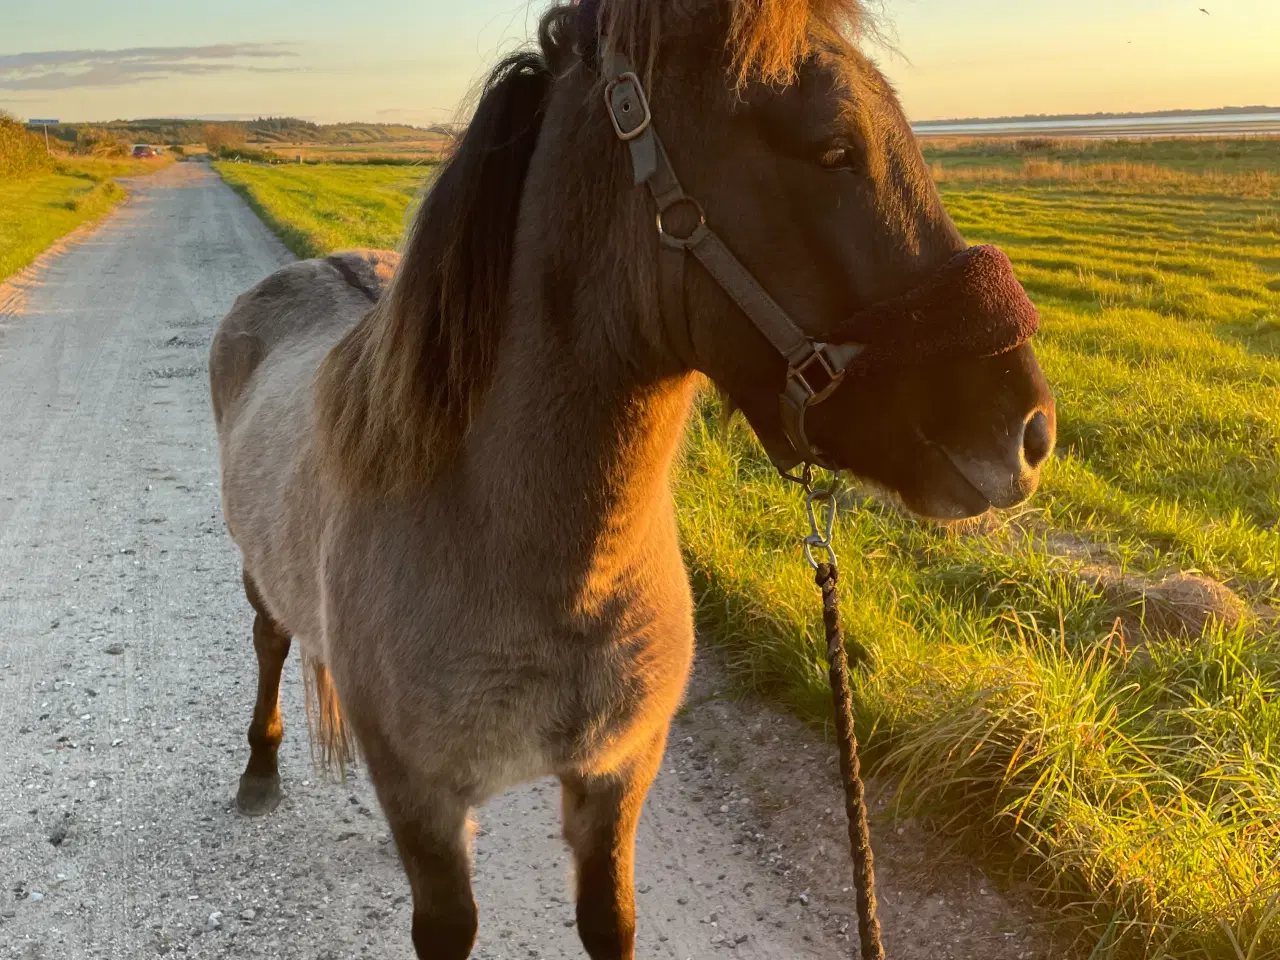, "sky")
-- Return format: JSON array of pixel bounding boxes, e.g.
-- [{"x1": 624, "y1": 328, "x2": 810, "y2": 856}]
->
[{"x1": 2, "y1": 0, "x2": 1278, "y2": 125}]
